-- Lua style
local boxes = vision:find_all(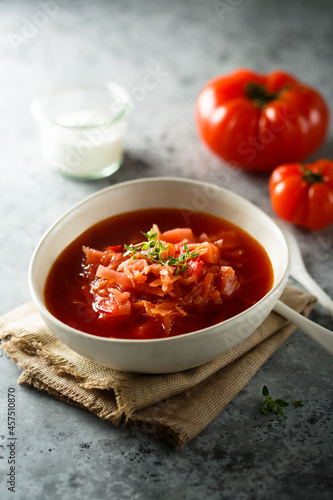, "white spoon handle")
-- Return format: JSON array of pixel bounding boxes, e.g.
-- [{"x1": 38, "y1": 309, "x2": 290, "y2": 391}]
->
[
  {"x1": 274, "y1": 219, "x2": 333, "y2": 317},
  {"x1": 292, "y1": 272, "x2": 333, "y2": 317},
  {"x1": 274, "y1": 300, "x2": 333, "y2": 356}
]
